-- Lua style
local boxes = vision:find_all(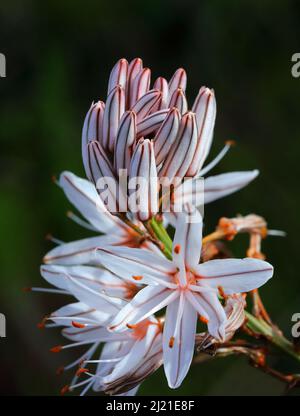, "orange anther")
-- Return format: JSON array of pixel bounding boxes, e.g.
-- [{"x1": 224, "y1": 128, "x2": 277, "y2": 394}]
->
[
  {"x1": 174, "y1": 244, "x2": 181, "y2": 254},
  {"x1": 169, "y1": 336, "x2": 175, "y2": 348},
  {"x1": 132, "y1": 275, "x2": 143, "y2": 281},
  {"x1": 50, "y1": 345, "x2": 62, "y2": 353},
  {"x1": 225, "y1": 140, "x2": 236, "y2": 147},
  {"x1": 199, "y1": 315, "x2": 209, "y2": 324},
  {"x1": 126, "y1": 323, "x2": 138, "y2": 329},
  {"x1": 76, "y1": 367, "x2": 89, "y2": 376},
  {"x1": 22, "y1": 287, "x2": 32, "y2": 292},
  {"x1": 72, "y1": 321, "x2": 86, "y2": 329},
  {"x1": 56, "y1": 366, "x2": 64, "y2": 376},
  {"x1": 218, "y1": 285, "x2": 227, "y2": 299}
]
